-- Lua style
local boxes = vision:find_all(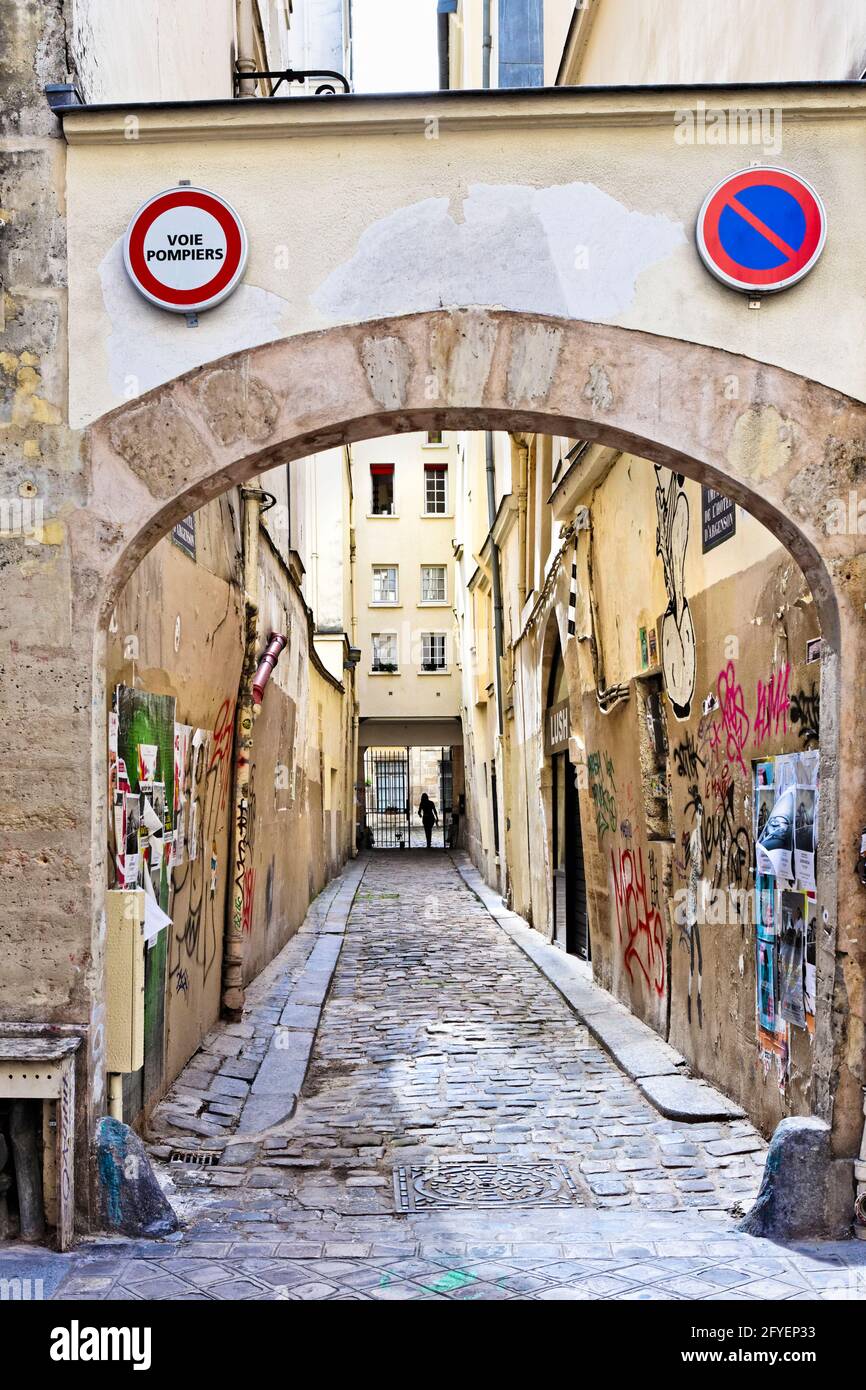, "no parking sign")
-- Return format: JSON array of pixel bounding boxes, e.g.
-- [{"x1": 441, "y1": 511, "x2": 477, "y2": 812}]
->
[
  {"x1": 123, "y1": 186, "x2": 248, "y2": 313},
  {"x1": 696, "y1": 166, "x2": 826, "y2": 294}
]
